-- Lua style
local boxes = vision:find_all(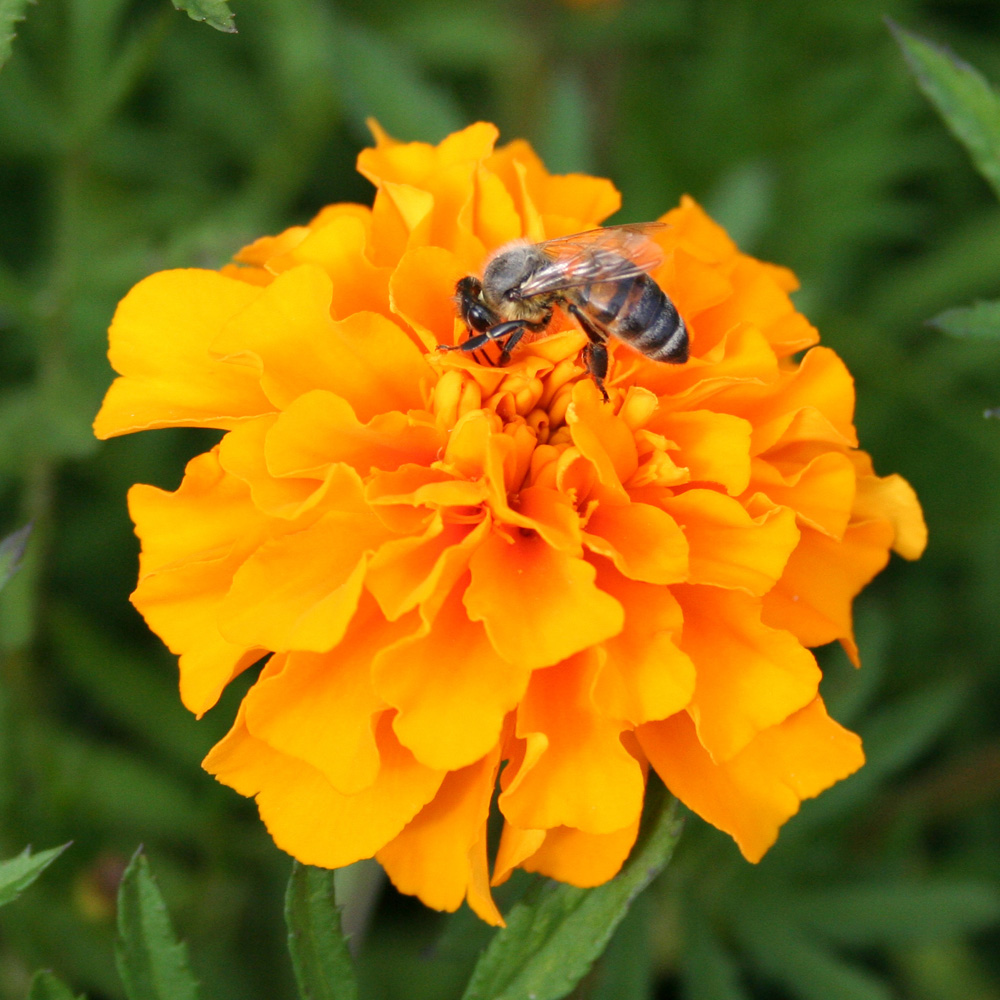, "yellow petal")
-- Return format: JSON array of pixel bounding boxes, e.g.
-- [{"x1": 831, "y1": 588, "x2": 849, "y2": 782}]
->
[
  {"x1": 499, "y1": 652, "x2": 645, "y2": 834},
  {"x1": 852, "y1": 469, "x2": 927, "y2": 560},
  {"x1": 520, "y1": 818, "x2": 640, "y2": 887},
  {"x1": 378, "y1": 748, "x2": 503, "y2": 925},
  {"x1": 675, "y1": 585, "x2": 821, "y2": 762},
  {"x1": 465, "y1": 530, "x2": 623, "y2": 670},
  {"x1": 204, "y1": 710, "x2": 444, "y2": 869},
  {"x1": 373, "y1": 580, "x2": 530, "y2": 771},
  {"x1": 94, "y1": 270, "x2": 273, "y2": 438},
  {"x1": 638, "y1": 698, "x2": 863, "y2": 862},
  {"x1": 210, "y1": 265, "x2": 429, "y2": 419},
  {"x1": 652, "y1": 409, "x2": 753, "y2": 496},
  {"x1": 662, "y1": 489, "x2": 800, "y2": 596},
  {"x1": 593, "y1": 565, "x2": 695, "y2": 726}
]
